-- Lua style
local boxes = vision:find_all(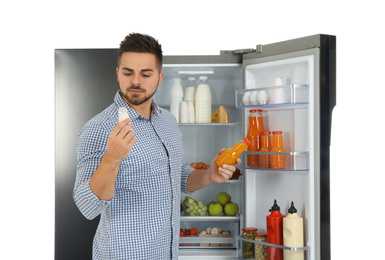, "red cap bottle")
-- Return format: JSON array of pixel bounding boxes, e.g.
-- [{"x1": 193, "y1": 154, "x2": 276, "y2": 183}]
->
[{"x1": 266, "y1": 199, "x2": 285, "y2": 260}]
